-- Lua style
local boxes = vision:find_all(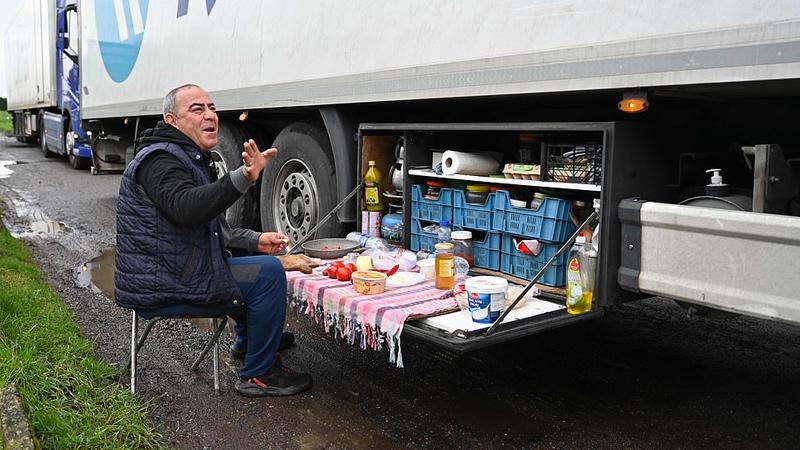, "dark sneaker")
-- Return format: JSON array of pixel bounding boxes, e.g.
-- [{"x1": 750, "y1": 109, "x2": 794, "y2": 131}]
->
[
  {"x1": 230, "y1": 331, "x2": 296, "y2": 359},
  {"x1": 234, "y1": 356, "x2": 312, "y2": 397}
]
